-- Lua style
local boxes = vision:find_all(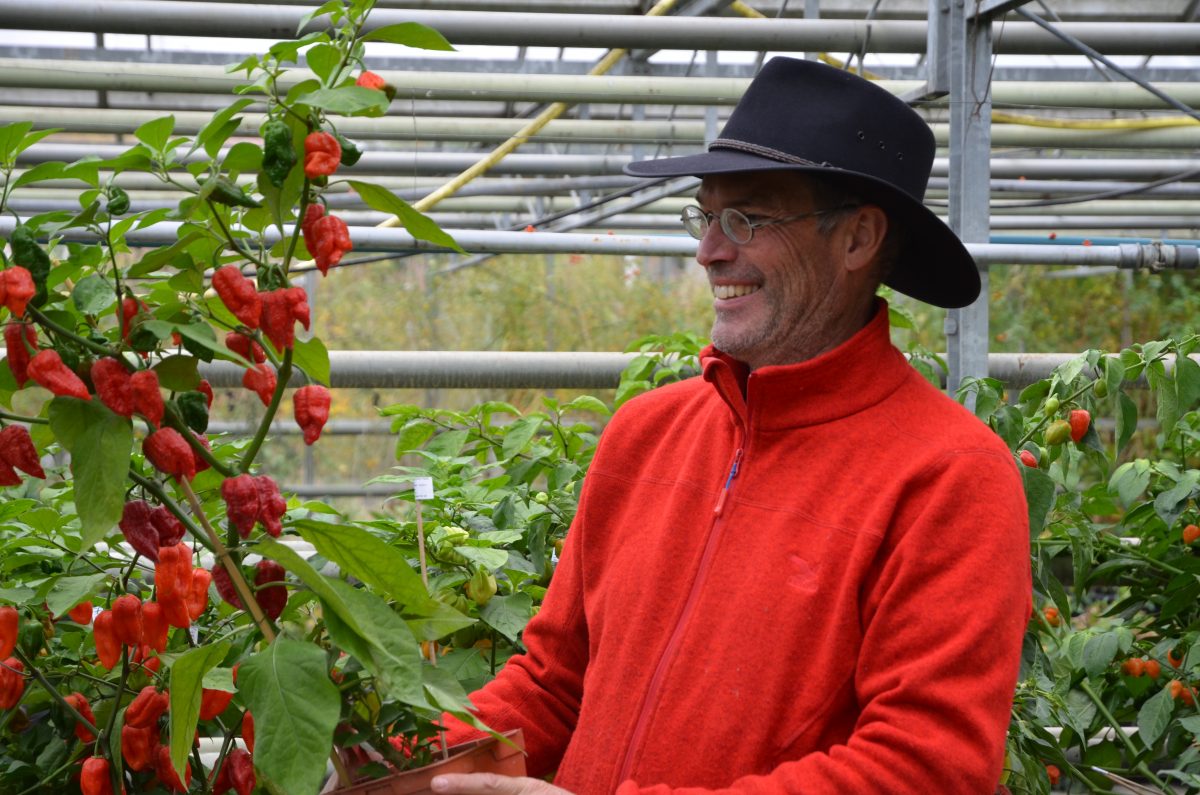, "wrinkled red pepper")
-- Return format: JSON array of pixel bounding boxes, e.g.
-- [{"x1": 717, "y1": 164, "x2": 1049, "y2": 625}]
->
[
  {"x1": 140, "y1": 600, "x2": 168, "y2": 653},
  {"x1": 119, "y1": 500, "x2": 160, "y2": 562},
  {"x1": 154, "y1": 743, "x2": 191, "y2": 793},
  {"x1": 225, "y1": 331, "x2": 266, "y2": 364},
  {"x1": 0, "y1": 425, "x2": 43, "y2": 479},
  {"x1": 221, "y1": 474, "x2": 260, "y2": 538},
  {"x1": 149, "y1": 505, "x2": 186, "y2": 546},
  {"x1": 92, "y1": 610, "x2": 121, "y2": 669},
  {"x1": 90, "y1": 358, "x2": 133, "y2": 417},
  {"x1": 255, "y1": 559, "x2": 288, "y2": 619},
  {"x1": 111, "y1": 593, "x2": 144, "y2": 647},
  {"x1": 255, "y1": 475, "x2": 287, "y2": 538},
  {"x1": 293, "y1": 384, "x2": 331, "y2": 445},
  {"x1": 212, "y1": 562, "x2": 243, "y2": 609},
  {"x1": 124, "y1": 685, "x2": 169, "y2": 729},
  {"x1": 259, "y1": 287, "x2": 310, "y2": 351},
  {"x1": 186, "y1": 567, "x2": 212, "y2": 621},
  {"x1": 303, "y1": 131, "x2": 341, "y2": 178},
  {"x1": 241, "y1": 362, "x2": 276, "y2": 407},
  {"x1": 212, "y1": 265, "x2": 261, "y2": 329},
  {"x1": 0, "y1": 656, "x2": 23, "y2": 709},
  {"x1": 122, "y1": 723, "x2": 159, "y2": 772},
  {"x1": 4, "y1": 322, "x2": 36, "y2": 387},
  {"x1": 130, "y1": 369, "x2": 164, "y2": 428},
  {"x1": 0, "y1": 266, "x2": 35, "y2": 317},
  {"x1": 64, "y1": 691, "x2": 97, "y2": 742},
  {"x1": 212, "y1": 747, "x2": 256, "y2": 795},
  {"x1": 303, "y1": 208, "x2": 353, "y2": 276},
  {"x1": 0, "y1": 605, "x2": 17, "y2": 658},
  {"x1": 143, "y1": 428, "x2": 196, "y2": 482},
  {"x1": 27, "y1": 350, "x2": 90, "y2": 400}
]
